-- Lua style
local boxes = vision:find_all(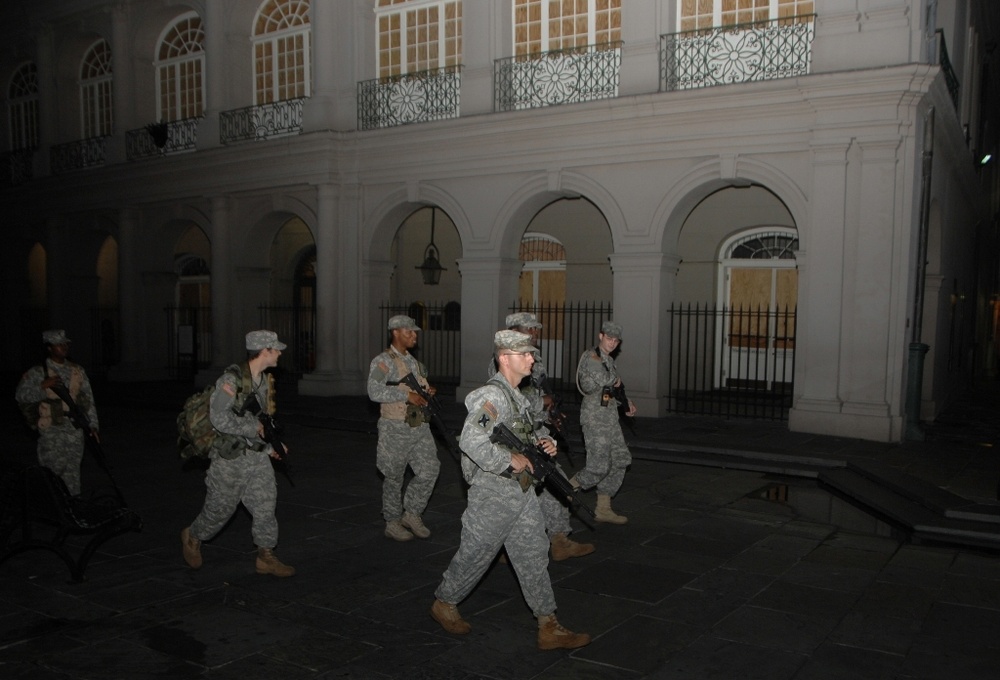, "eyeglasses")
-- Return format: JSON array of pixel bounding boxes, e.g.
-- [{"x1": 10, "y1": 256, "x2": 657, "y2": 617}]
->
[{"x1": 501, "y1": 351, "x2": 533, "y2": 357}]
